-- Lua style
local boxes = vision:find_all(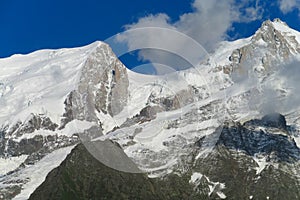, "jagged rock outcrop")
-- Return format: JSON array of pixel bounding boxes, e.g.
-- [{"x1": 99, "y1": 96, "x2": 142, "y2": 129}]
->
[
  {"x1": 261, "y1": 112, "x2": 287, "y2": 129},
  {"x1": 228, "y1": 19, "x2": 300, "y2": 80},
  {"x1": 78, "y1": 43, "x2": 129, "y2": 118},
  {"x1": 217, "y1": 115, "x2": 299, "y2": 162},
  {"x1": 194, "y1": 114, "x2": 300, "y2": 199}
]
